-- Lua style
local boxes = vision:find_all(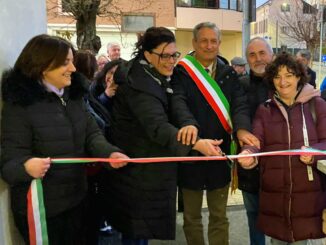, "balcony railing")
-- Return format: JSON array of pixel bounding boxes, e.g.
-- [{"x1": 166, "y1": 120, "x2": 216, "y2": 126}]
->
[{"x1": 177, "y1": 0, "x2": 243, "y2": 12}]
